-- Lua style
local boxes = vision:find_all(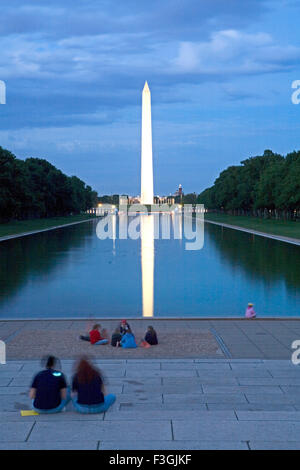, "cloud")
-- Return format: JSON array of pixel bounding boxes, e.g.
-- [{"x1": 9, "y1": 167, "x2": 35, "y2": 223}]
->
[
  {"x1": 0, "y1": 1, "x2": 268, "y2": 40},
  {"x1": 0, "y1": 0, "x2": 299, "y2": 196},
  {"x1": 173, "y1": 30, "x2": 300, "y2": 75}
]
